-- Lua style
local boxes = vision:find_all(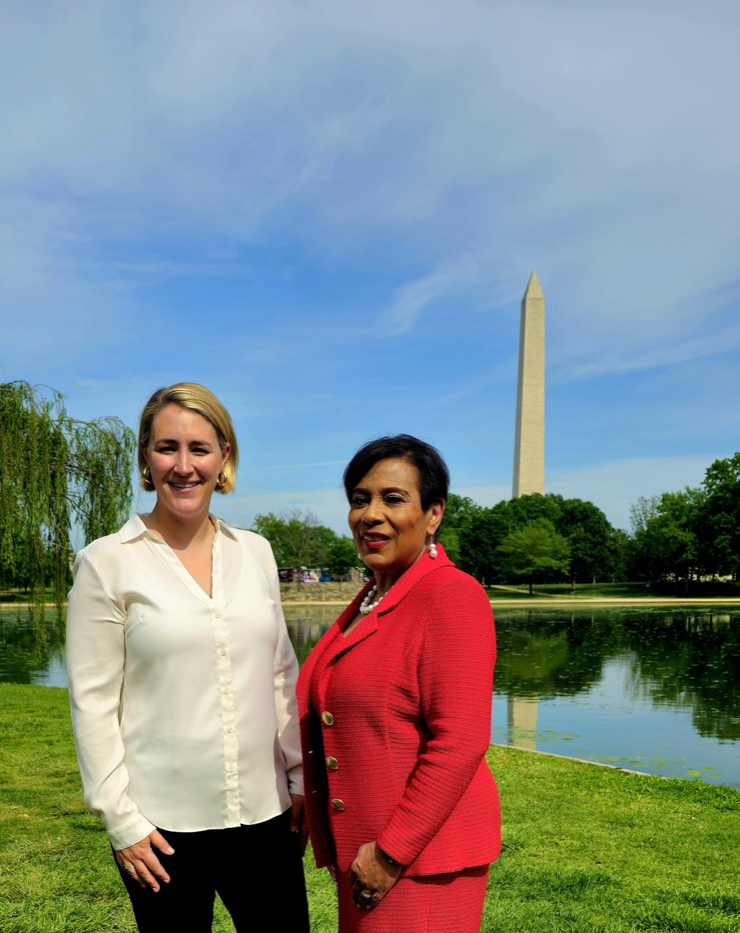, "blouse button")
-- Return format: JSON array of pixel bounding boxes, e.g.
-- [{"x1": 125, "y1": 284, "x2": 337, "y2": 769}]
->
[
  {"x1": 321, "y1": 711, "x2": 335, "y2": 726},
  {"x1": 331, "y1": 798, "x2": 346, "y2": 811},
  {"x1": 326, "y1": 756, "x2": 339, "y2": 770}
]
